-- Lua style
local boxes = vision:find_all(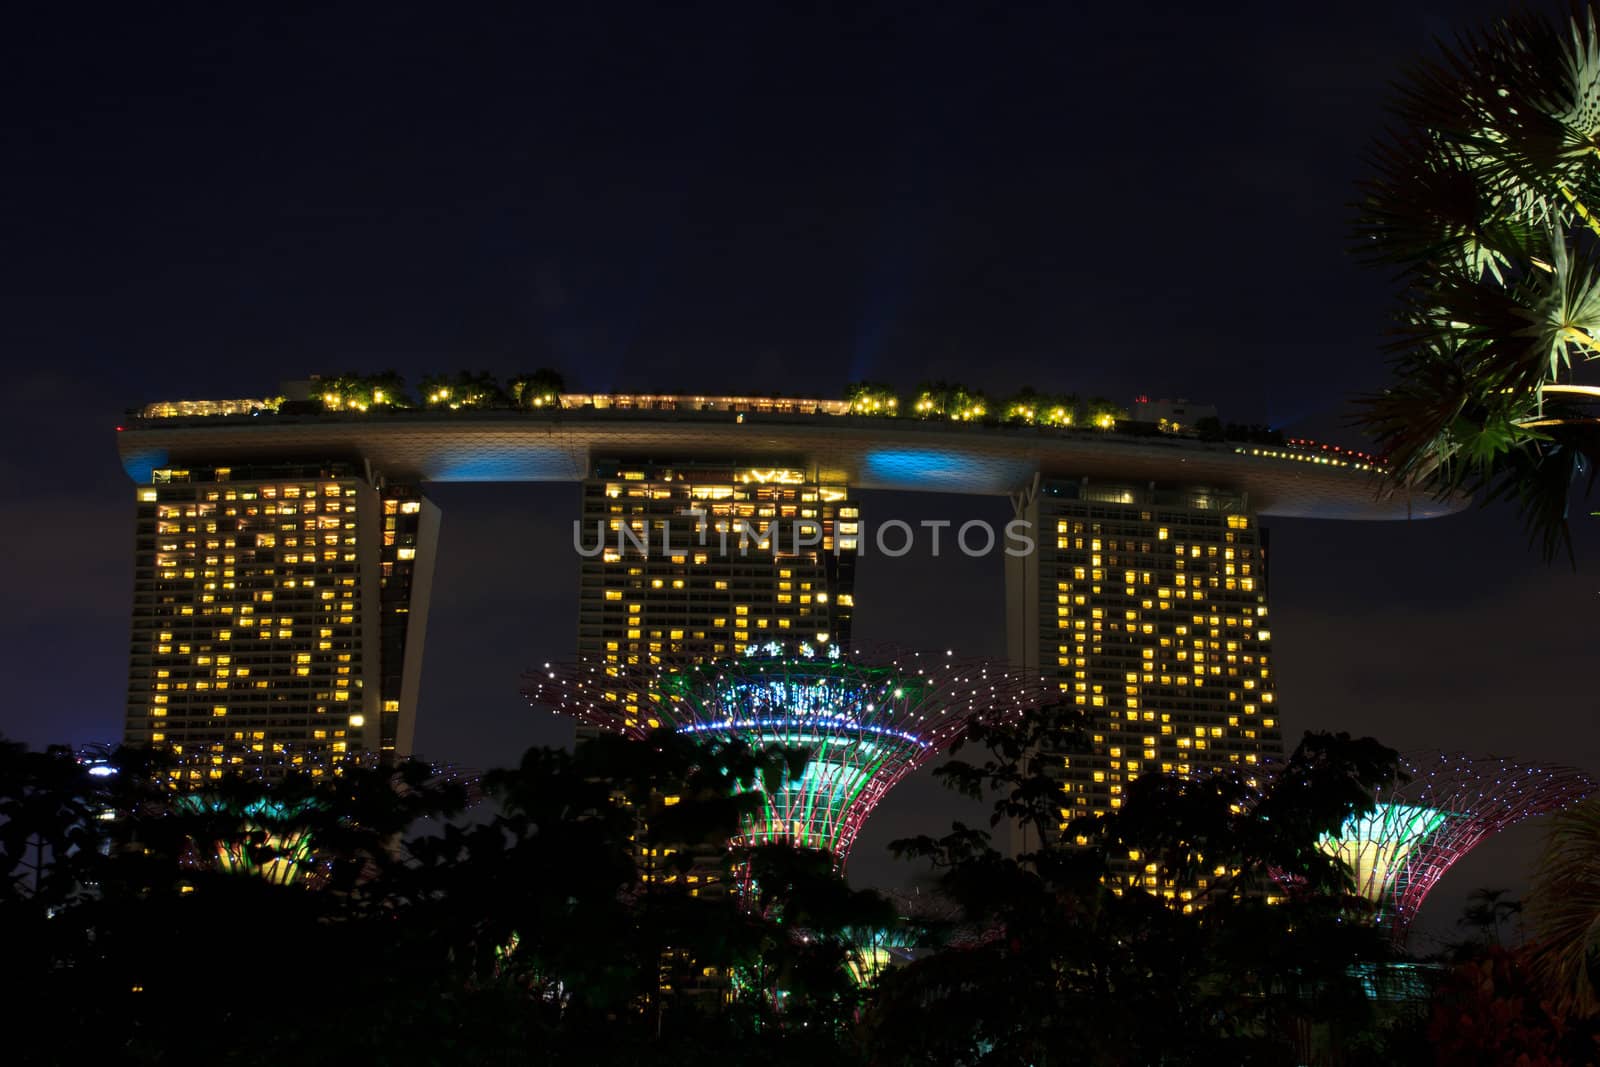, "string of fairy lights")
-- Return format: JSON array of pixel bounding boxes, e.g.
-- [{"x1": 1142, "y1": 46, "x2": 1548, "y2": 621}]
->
[
  {"x1": 527, "y1": 650, "x2": 1596, "y2": 936},
  {"x1": 523, "y1": 644, "x2": 1053, "y2": 864},
  {"x1": 1315, "y1": 752, "x2": 1595, "y2": 941}
]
